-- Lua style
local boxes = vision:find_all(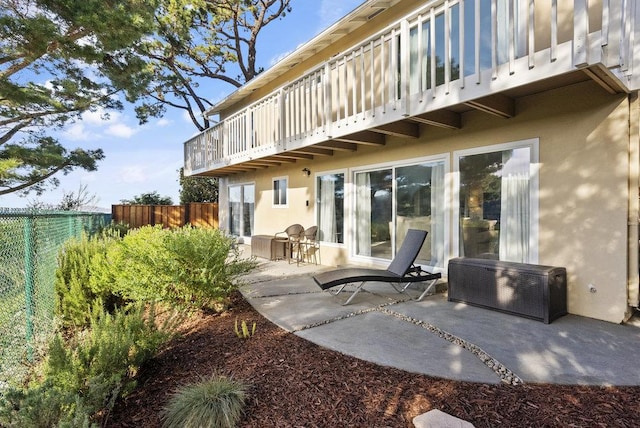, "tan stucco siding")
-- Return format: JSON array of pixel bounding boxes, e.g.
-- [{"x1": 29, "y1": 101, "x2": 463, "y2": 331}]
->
[
  {"x1": 523, "y1": 83, "x2": 628, "y2": 323},
  {"x1": 223, "y1": 80, "x2": 631, "y2": 323}
]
